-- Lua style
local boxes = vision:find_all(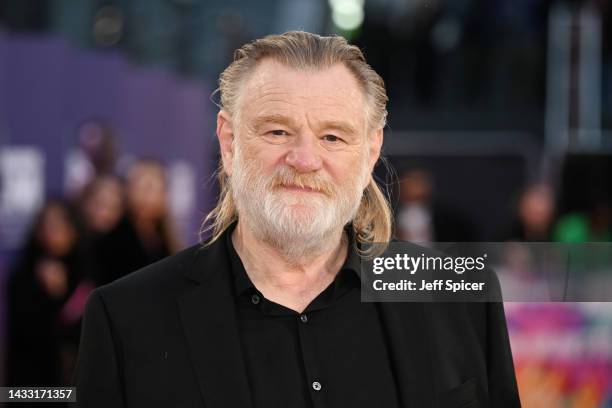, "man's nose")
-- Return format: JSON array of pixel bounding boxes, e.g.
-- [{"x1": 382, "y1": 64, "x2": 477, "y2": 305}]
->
[{"x1": 284, "y1": 135, "x2": 322, "y2": 173}]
